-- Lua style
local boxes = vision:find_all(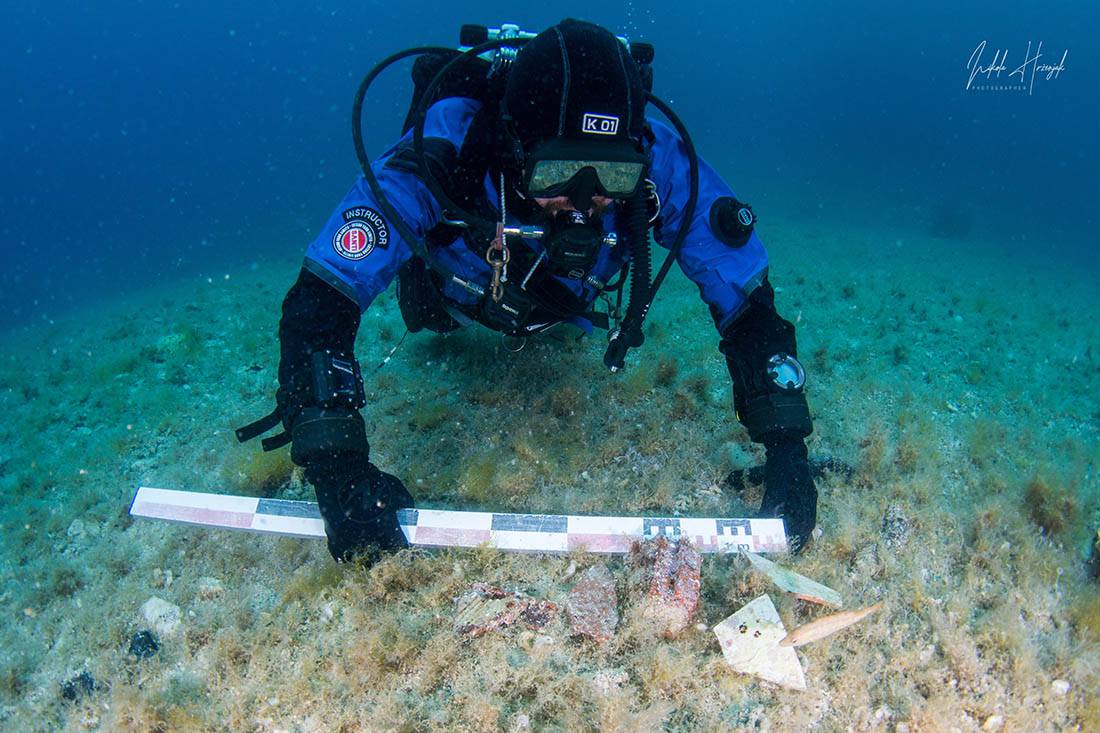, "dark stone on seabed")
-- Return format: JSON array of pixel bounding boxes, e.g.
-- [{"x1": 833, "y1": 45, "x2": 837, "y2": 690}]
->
[
  {"x1": 129, "y1": 629, "x2": 160, "y2": 659},
  {"x1": 60, "y1": 670, "x2": 96, "y2": 701}
]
